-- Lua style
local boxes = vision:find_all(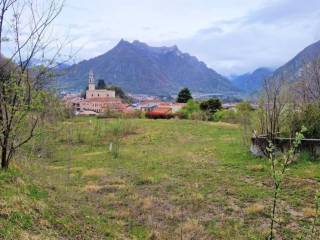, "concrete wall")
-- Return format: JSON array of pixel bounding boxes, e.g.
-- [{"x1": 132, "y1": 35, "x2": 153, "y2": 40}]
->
[{"x1": 251, "y1": 137, "x2": 320, "y2": 159}]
